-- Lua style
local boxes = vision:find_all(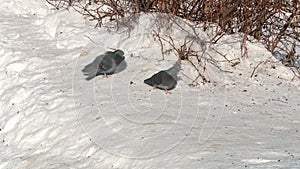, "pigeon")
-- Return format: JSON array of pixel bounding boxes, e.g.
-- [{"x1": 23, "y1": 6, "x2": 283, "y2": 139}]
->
[
  {"x1": 82, "y1": 49, "x2": 125, "y2": 80},
  {"x1": 144, "y1": 62, "x2": 181, "y2": 93}
]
